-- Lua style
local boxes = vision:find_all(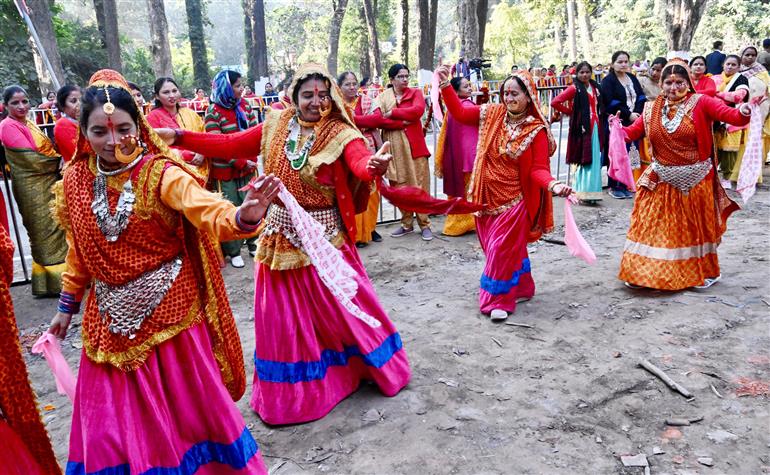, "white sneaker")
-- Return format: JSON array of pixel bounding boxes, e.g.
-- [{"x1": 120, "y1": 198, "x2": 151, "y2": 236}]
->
[
  {"x1": 490, "y1": 309, "x2": 508, "y2": 321},
  {"x1": 230, "y1": 255, "x2": 245, "y2": 268}
]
